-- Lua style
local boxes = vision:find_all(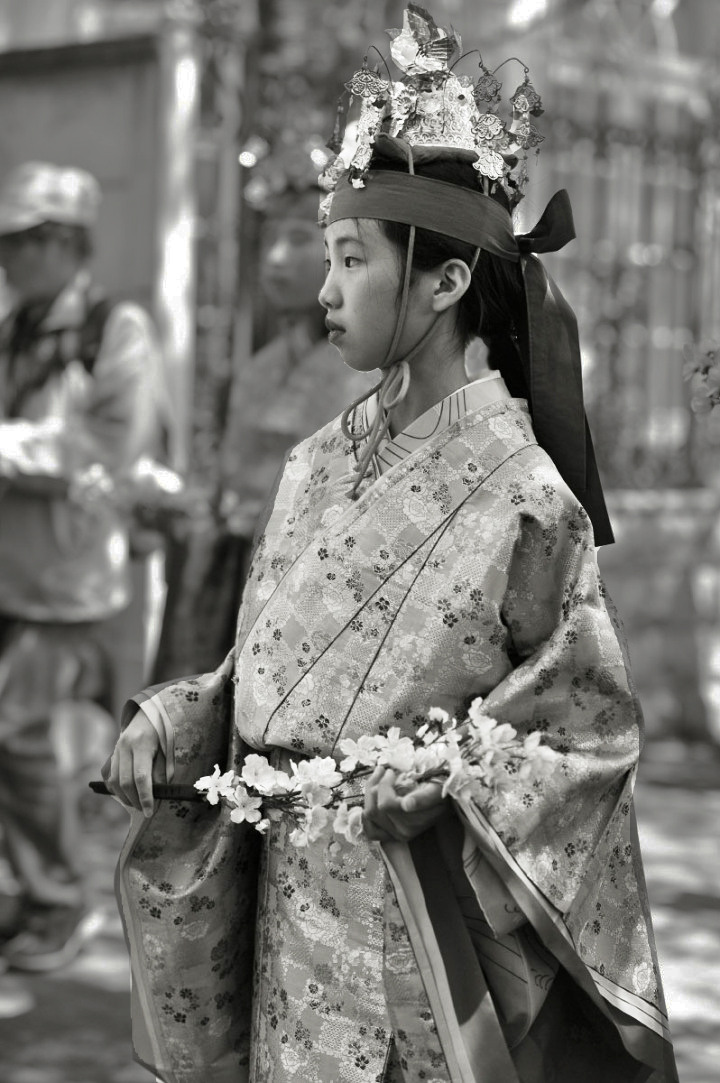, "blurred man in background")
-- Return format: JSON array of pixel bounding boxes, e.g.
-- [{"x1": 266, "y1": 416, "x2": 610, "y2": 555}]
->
[{"x1": 0, "y1": 162, "x2": 166, "y2": 971}]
